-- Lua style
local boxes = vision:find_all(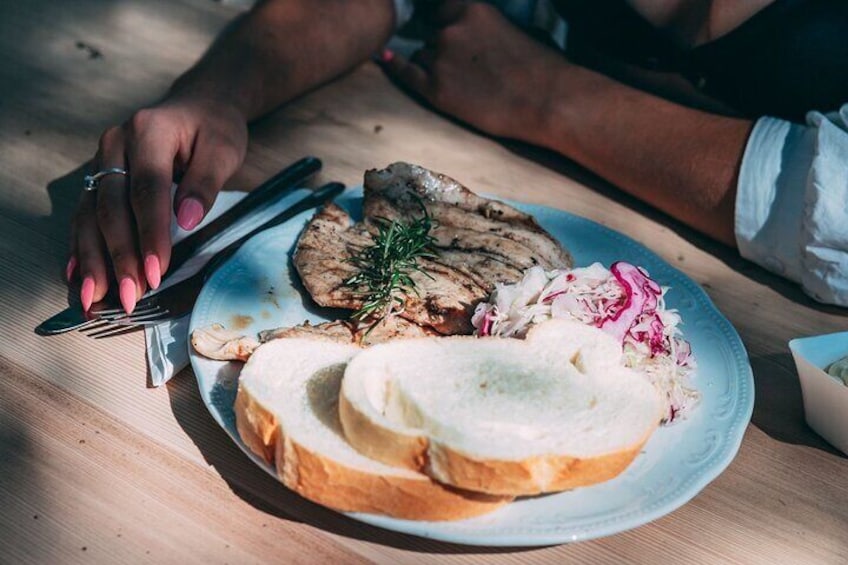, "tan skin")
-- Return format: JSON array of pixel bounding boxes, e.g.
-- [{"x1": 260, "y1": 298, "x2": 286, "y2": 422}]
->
[{"x1": 70, "y1": 0, "x2": 763, "y2": 313}]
